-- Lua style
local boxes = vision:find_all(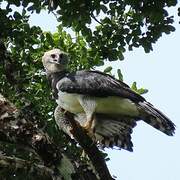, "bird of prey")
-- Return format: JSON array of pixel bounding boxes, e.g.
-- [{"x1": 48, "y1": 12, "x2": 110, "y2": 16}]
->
[{"x1": 42, "y1": 49, "x2": 175, "y2": 152}]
